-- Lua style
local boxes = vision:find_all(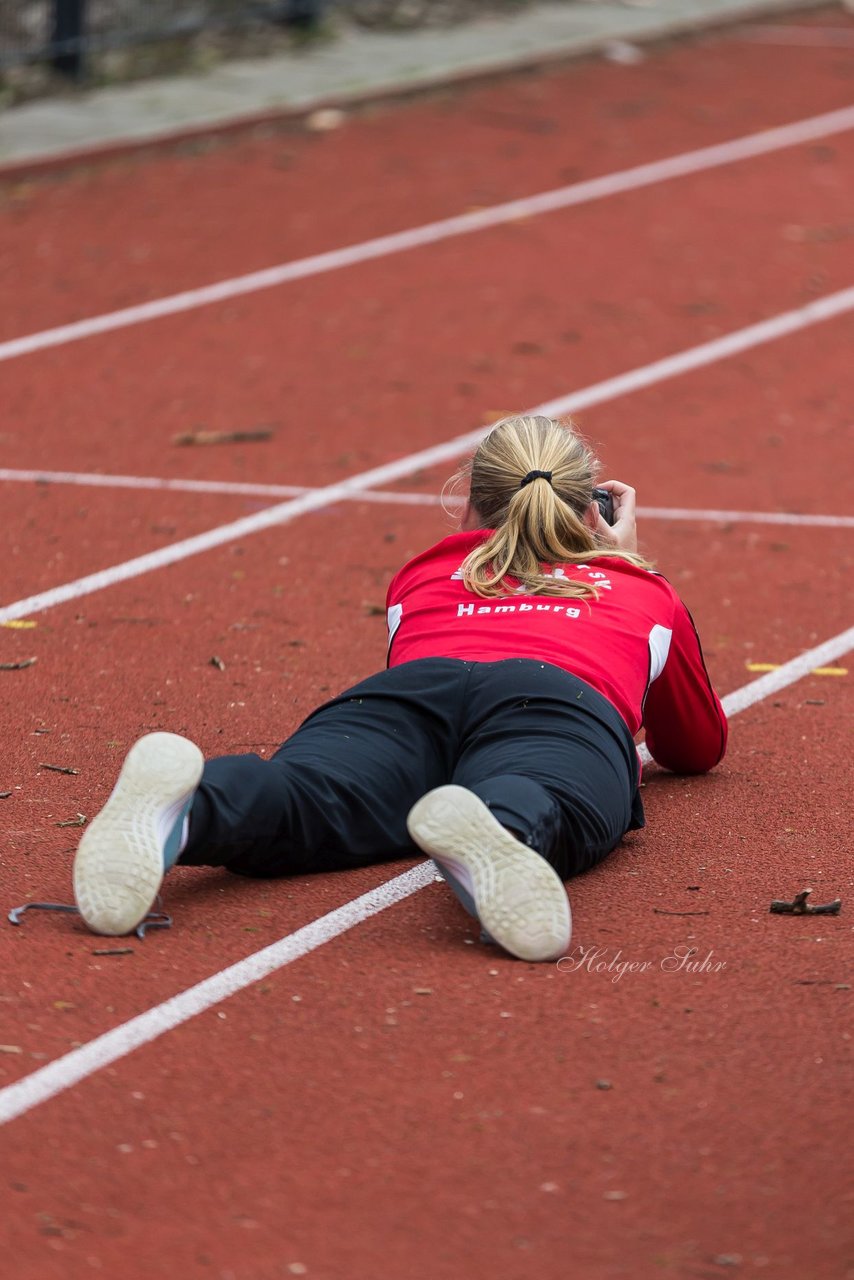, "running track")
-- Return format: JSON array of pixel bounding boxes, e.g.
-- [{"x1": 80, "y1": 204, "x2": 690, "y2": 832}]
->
[{"x1": 1, "y1": 9, "x2": 852, "y2": 1279}]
